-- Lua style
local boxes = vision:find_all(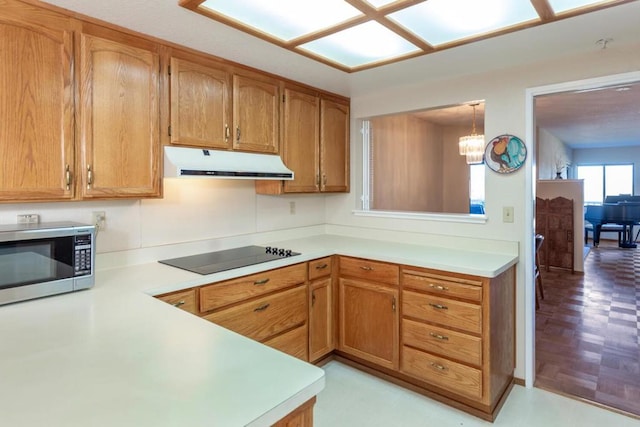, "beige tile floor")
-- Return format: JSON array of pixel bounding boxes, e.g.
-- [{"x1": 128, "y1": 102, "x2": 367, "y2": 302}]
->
[{"x1": 315, "y1": 361, "x2": 640, "y2": 427}]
